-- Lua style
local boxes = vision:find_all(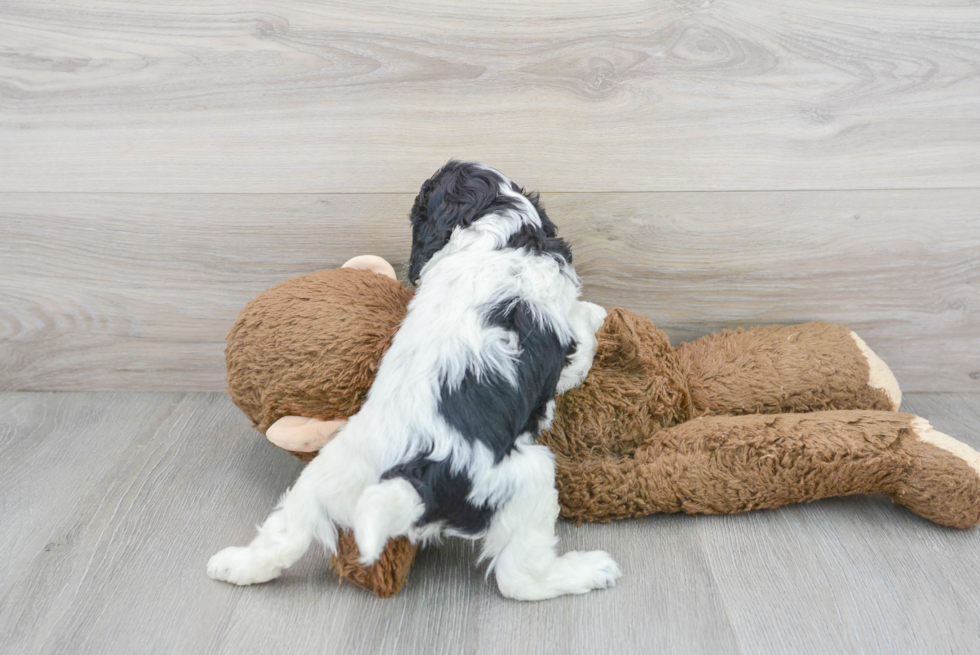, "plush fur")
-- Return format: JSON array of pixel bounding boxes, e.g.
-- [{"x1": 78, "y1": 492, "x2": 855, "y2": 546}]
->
[
  {"x1": 209, "y1": 161, "x2": 621, "y2": 600},
  {"x1": 223, "y1": 268, "x2": 980, "y2": 597}
]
